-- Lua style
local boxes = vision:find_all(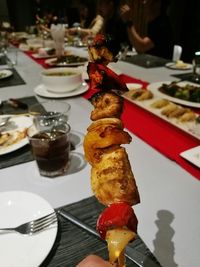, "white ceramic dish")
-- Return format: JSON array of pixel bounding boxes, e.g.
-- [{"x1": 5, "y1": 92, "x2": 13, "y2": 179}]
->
[
  {"x1": 123, "y1": 91, "x2": 200, "y2": 141},
  {"x1": 45, "y1": 56, "x2": 88, "y2": 67},
  {"x1": 0, "y1": 115, "x2": 33, "y2": 155},
  {"x1": 165, "y1": 62, "x2": 192, "y2": 70},
  {"x1": 126, "y1": 83, "x2": 143, "y2": 90},
  {"x1": 147, "y1": 81, "x2": 200, "y2": 108},
  {"x1": 180, "y1": 146, "x2": 200, "y2": 168},
  {"x1": 0, "y1": 69, "x2": 13, "y2": 79},
  {"x1": 41, "y1": 67, "x2": 83, "y2": 93},
  {"x1": 34, "y1": 82, "x2": 88, "y2": 98},
  {"x1": 0, "y1": 191, "x2": 58, "y2": 267}
]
